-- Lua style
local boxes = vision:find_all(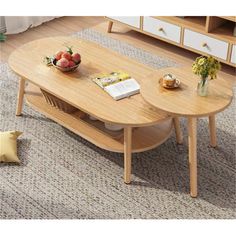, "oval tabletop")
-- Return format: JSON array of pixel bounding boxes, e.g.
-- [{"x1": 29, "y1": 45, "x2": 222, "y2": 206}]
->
[
  {"x1": 140, "y1": 67, "x2": 233, "y2": 117},
  {"x1": 8, "y1": 36, "x2": 169, "y2": 127}
]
